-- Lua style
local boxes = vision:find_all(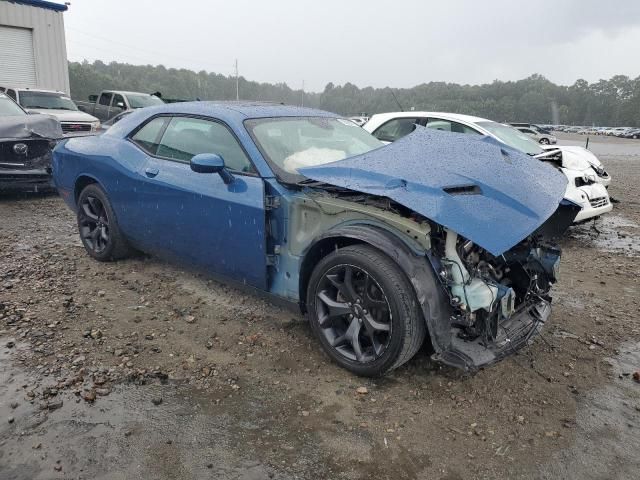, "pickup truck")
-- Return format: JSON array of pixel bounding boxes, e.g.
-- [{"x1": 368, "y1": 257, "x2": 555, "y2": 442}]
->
[{"x1": 75, "y1": 90, "x2": 164, "y2": 122}]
